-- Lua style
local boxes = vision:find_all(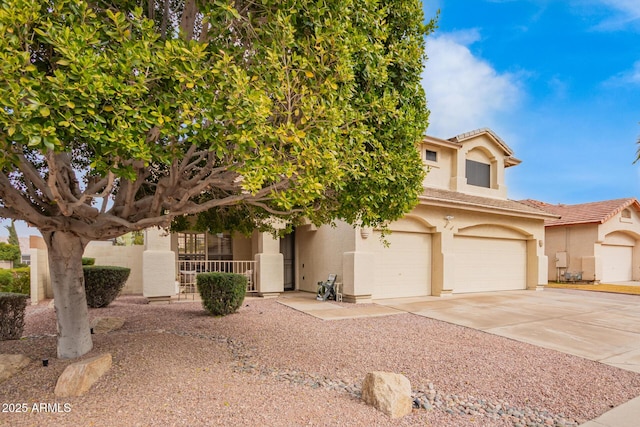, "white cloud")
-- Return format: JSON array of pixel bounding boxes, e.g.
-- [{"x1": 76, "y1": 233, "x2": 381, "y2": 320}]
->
[
  {"x1": 422, "y1": 32, "x2": 524, "y2": 139},
  {"x1": 604, "y1": 60, "x2": 640, "y2": 85},
  {"x1": 578, "y1": 0, "x2": 640, "y2": 30}
]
